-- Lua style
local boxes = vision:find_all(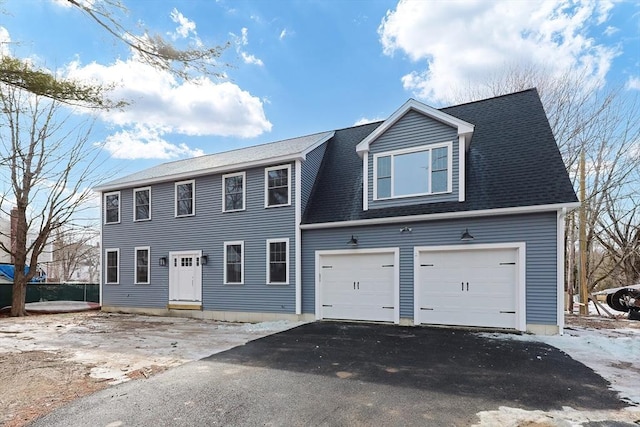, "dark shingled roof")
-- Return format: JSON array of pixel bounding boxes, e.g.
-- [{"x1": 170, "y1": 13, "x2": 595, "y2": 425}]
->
[{"x1": 303, "y1": 89, "x2": 578, "y2": 224}]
